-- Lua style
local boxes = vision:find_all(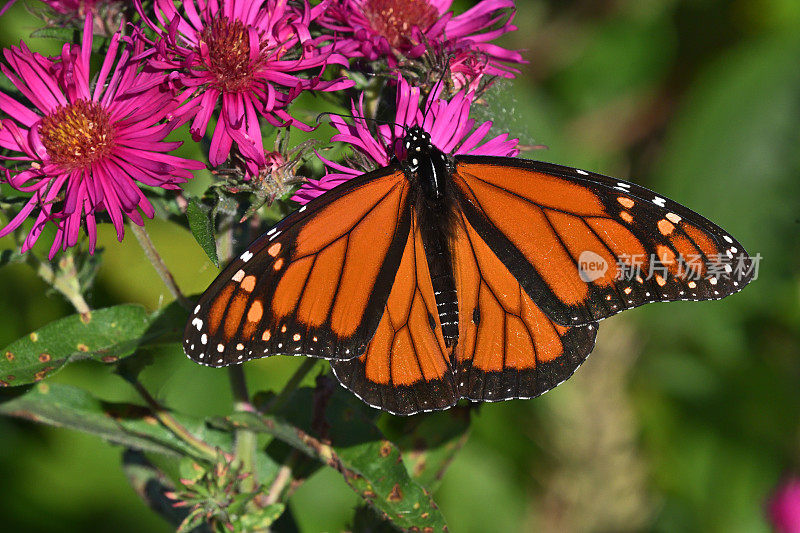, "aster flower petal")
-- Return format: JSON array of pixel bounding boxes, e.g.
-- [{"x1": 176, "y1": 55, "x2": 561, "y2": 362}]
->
[
  {"x1": 0, "y1": 92, "x2": 40, "y2": 126},
  {"x1": 2, "y1": 54, "x2": 66, "y2": 112}
]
